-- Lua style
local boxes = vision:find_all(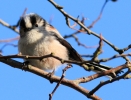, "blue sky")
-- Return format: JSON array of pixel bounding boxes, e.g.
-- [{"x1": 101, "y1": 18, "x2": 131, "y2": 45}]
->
[{"x1": 0, "y1": 0, "x2": 131, "y2": 100}]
